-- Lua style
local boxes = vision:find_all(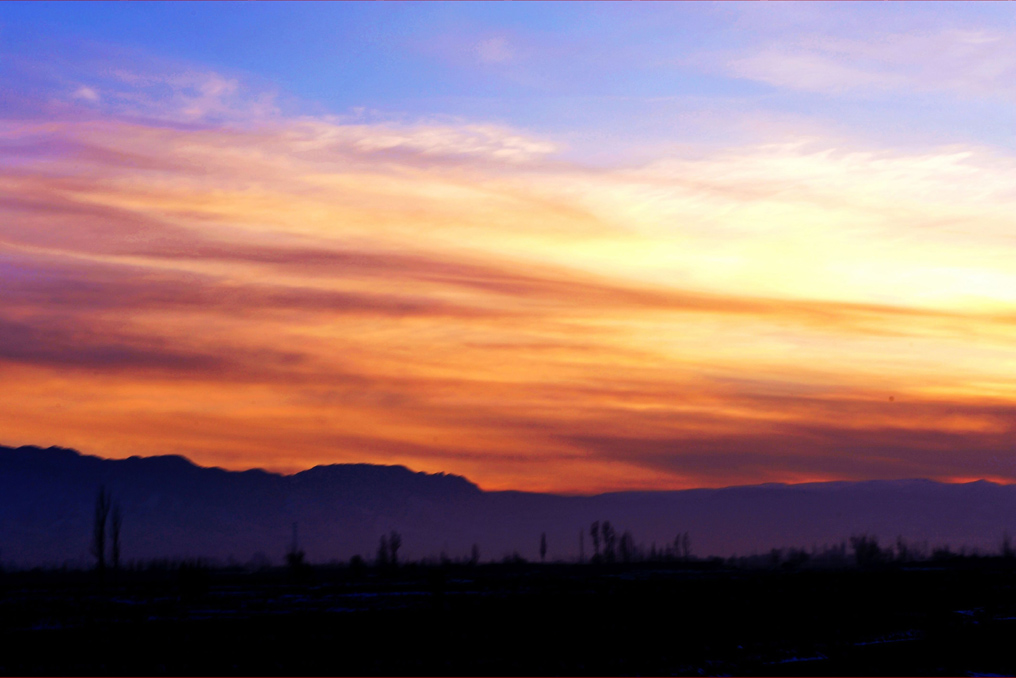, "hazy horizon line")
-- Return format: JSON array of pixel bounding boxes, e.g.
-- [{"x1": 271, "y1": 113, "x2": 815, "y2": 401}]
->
[{"x1": 5, "y1": 442, "x2": 1011, "y2": 497}]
